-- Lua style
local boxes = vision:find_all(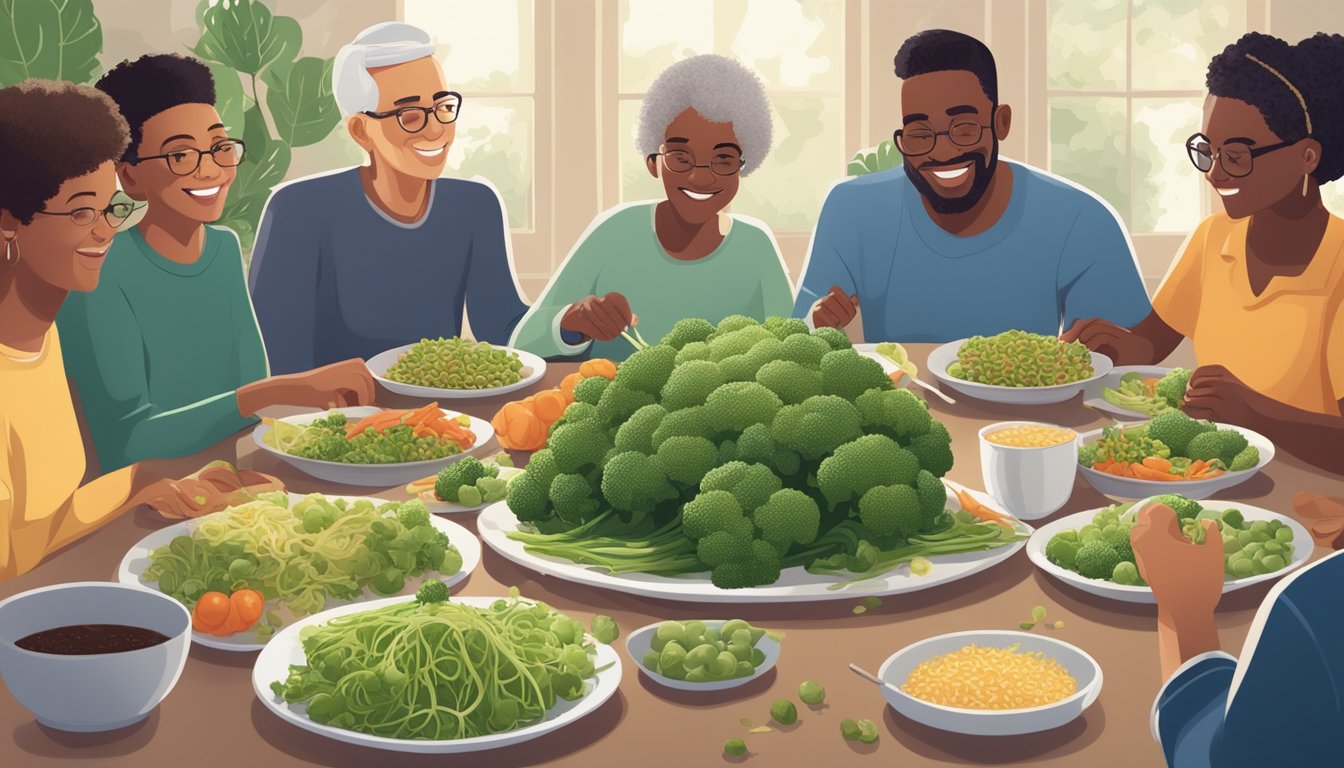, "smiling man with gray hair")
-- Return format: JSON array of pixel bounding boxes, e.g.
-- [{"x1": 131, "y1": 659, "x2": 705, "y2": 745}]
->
[
  {"x1": 247, "y1": 22, "x2": 529, "y2": 374},
  {"x1": 511, "y1": 54, "x2": 792, "y2": 362}
]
